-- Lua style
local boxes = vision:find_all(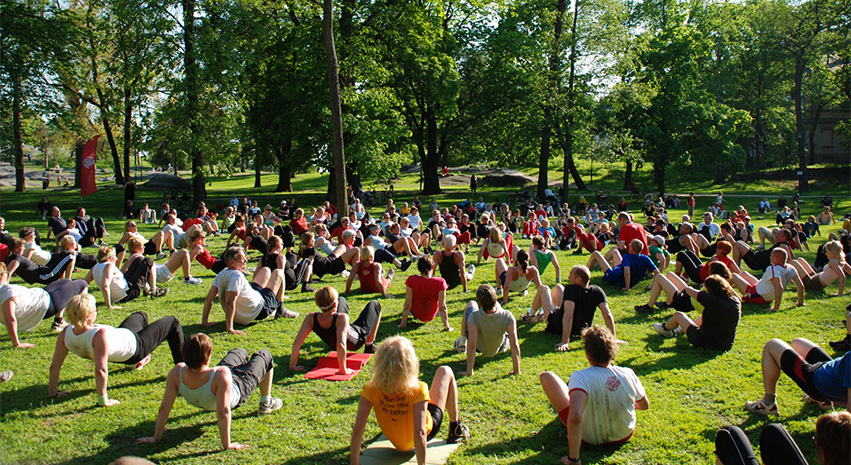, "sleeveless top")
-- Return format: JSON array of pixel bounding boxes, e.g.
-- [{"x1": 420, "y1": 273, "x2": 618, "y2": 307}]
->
[
  {"x1": 64, "y1": 325, "x2": 136, "y2": 363},
  {"x1": 312, "y1": 312, "x2": 358, "y2": 350},
  {"x1": 438, "y1": 251, "x2": 462, "y2": 288},
  {"x1": 533, "y1": 249, "x2": 552, "y2": 274},
  {"x1": 196, "y1": 248, "x2": 217, "y2": 269},
  {"x1": 487, "y1": 241, "x2": 505, "y2": 259},
  {"x1": 92, "y1": 262, "x2": 129, "y2": 300},
  {"x1": 357, "y1": 261, "x2": 384, "y2": 293},
  {"x1": 315, "y1": 236, "x2": 337, "y2": 255},
  {"x1": 178, "y1": 366, "x2": 240, "y2": 411},
  {"x1": 509, "y1": 270, "x2": 531, "y2": 292},
  {"x1": 263, "y1": 253, "x2": 281, "y2": 270}
]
